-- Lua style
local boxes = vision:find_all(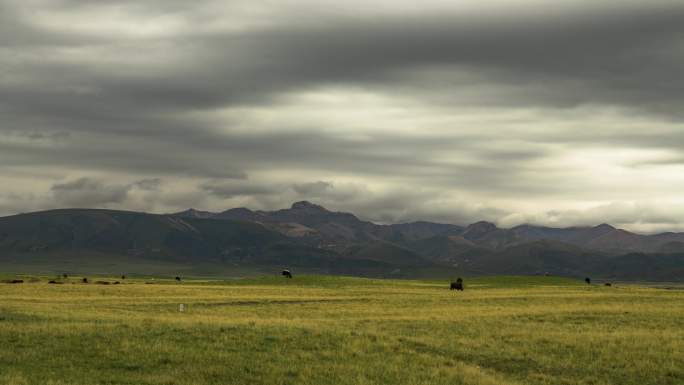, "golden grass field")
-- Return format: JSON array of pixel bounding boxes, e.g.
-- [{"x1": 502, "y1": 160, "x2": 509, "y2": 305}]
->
[{"x1": 0, "y1": 275, "x2": 682, "y2": 385}]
